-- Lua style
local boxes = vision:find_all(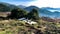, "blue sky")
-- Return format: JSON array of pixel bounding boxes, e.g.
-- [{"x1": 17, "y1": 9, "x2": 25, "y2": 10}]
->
[
  {"x1": 0, "y1": 0, "x2": 35, "y2": 2},
  {"x1": 0, "y1": 0, "x2": 60, "y2": 8},
  {"x1": 0, "y1": 0, "x2": 35, "y2": 6}
]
